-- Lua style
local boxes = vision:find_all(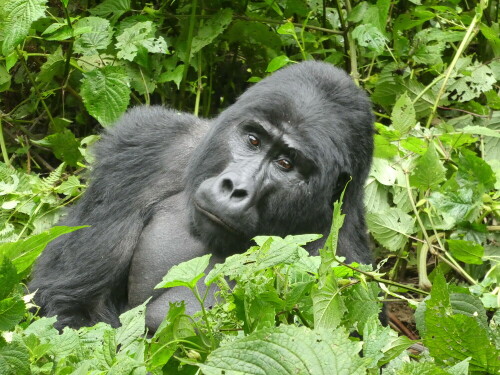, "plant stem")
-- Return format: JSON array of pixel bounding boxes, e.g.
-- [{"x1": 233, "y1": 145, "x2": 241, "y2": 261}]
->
[
  {"x1": 0, "y1": 117, "x2": 11, "y2": 167},
  {"x1": 425, "y1": 4, "x2": 483, "y2": 128}
]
